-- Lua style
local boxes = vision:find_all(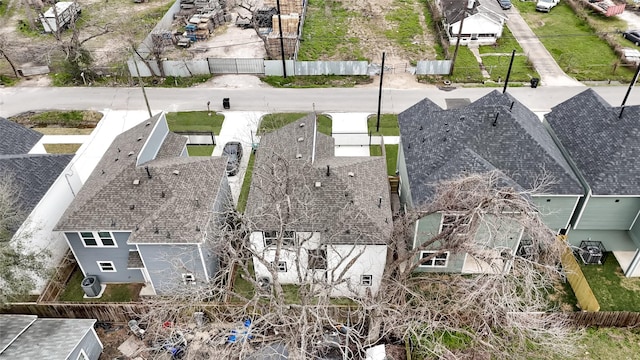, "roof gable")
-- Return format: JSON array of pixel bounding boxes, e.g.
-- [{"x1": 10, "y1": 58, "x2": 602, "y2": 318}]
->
[{"x1": 0, "y1": 117, "x2": 43, "y2": 155}]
